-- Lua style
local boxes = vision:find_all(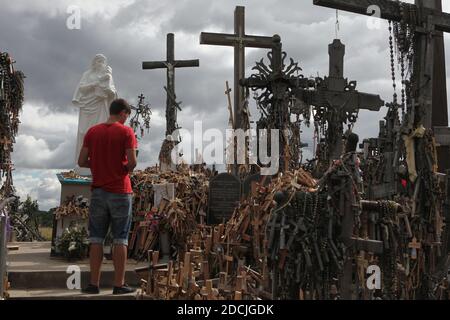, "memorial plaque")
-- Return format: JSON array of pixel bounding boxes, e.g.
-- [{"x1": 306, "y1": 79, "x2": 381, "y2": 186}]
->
[
  {"x1": 242, "y1": 173, "x2": 272, "y2": 198},
  {"x1": 208, "y1": 173, "x2": 241, "y2": 224}
]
